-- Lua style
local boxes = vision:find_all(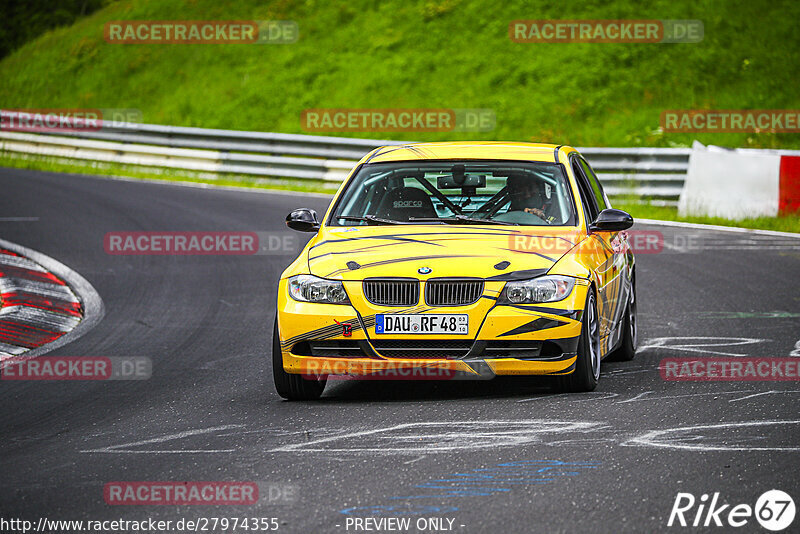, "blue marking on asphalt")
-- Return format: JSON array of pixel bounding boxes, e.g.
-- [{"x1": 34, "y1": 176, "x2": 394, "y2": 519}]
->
[{"x1": 339, "y1": 460, "x2": 600, "y2": 515}]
